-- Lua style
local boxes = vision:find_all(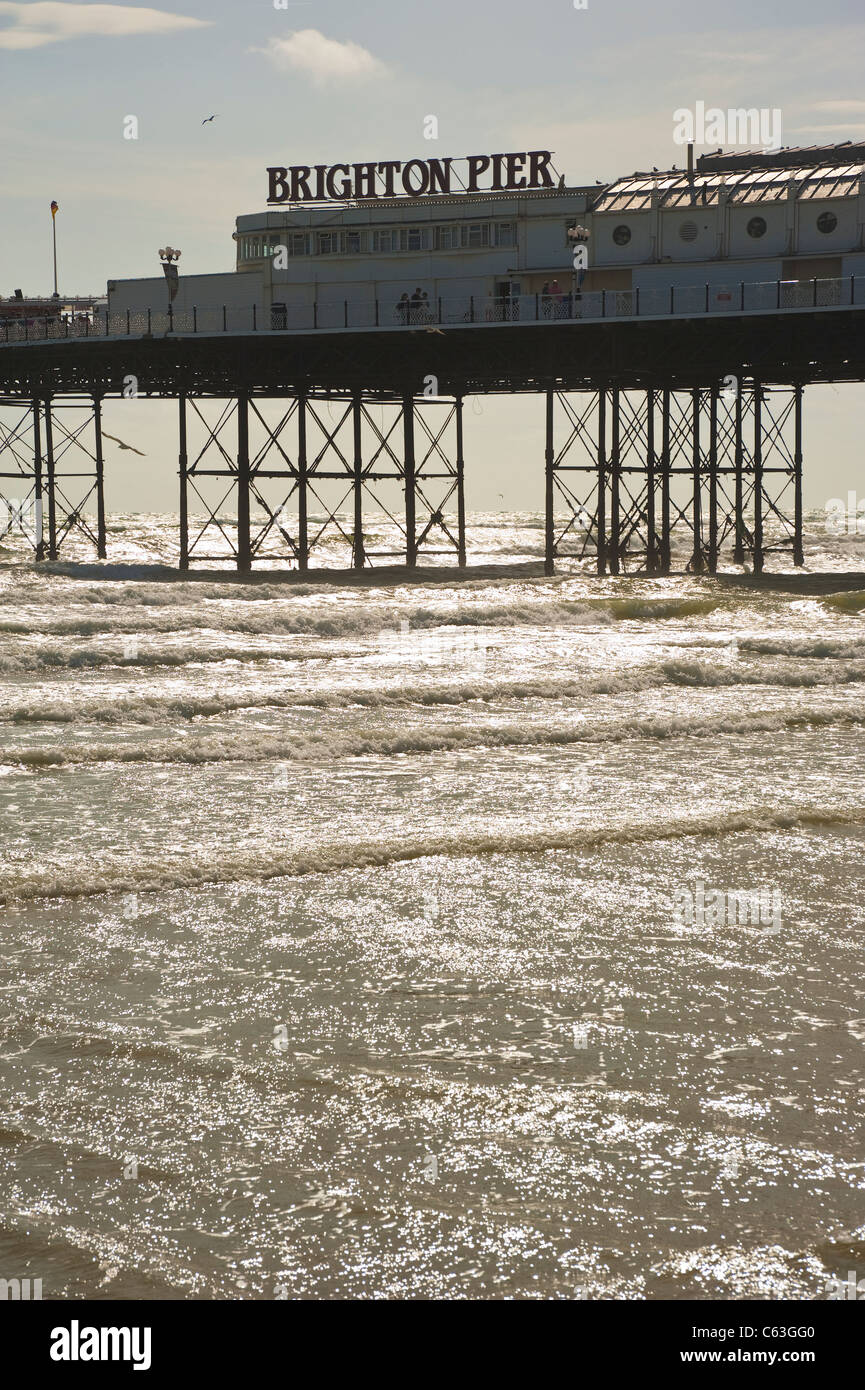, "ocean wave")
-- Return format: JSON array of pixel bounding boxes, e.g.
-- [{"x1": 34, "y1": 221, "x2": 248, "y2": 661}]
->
[
  {"x1": 7, "y1": 702, "x2": 865, "y2": 768},
  {"x1": 820, "y1": 590, "x2": 865, "y2": 615},
  {"x1": 0, "y1": 591, "x2": 735, "y2": 646},
  {"x1": 3, "y1": 802, "x2": 864, "y2": 905},
  {"x1": 4, "y1": 660, "x2": 865, "y2": 725},
  {"x1": 739, "y1": 637, "x2": 865, "y2": 659},
  {"x1": 0, "y1": 589, "x2": 734, "y2": 636},
  {"x1": 0, "y1": 642, "x2": 353, "y2": 673}
]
